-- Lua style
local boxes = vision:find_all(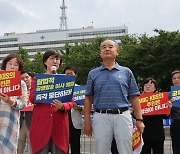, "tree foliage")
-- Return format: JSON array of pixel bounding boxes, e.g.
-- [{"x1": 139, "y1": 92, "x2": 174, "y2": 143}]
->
[
  {"x1": 61, "y1": 37, "x2": 105, "y2": 84},
  {"x1": 30, "y1": 50, "x2": 44, "y2": 76},
  {"x1": 18, "y1": 30, "x2": 180, "y2": 91},
  {"x1": 17, "y1": 48, "x2": 44, "y2": 77},
  {"x1": 119, "y1": 29, "x2": 180, "y2": 91},
  {"x1": 17, "y1": 47, "x2": 32, "y2": 74}
]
